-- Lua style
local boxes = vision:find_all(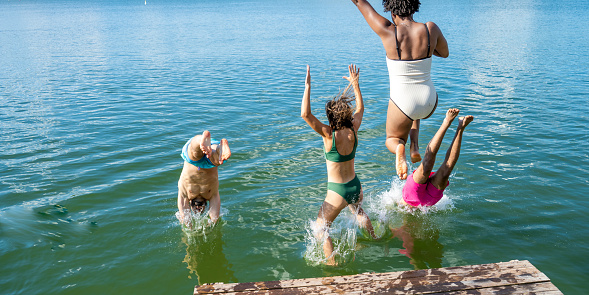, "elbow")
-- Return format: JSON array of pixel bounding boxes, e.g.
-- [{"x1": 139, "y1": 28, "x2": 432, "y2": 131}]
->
[
  {"x1": 301, "y1": 104, "x2": 312, "y2": 119},
  {"x1": 355, "y1": 0, "x2": 368, "y2": 7},
  {"x1": 434, "y1": 50, "x2": 449, "y2": 58}
]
